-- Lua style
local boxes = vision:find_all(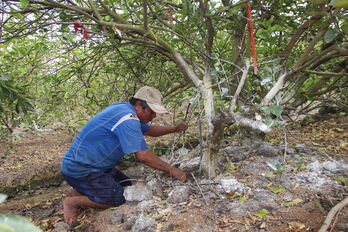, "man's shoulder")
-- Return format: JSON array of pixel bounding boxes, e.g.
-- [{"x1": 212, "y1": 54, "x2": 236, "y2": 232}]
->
[
  {"x1": 107, "y1": 102, "x2": 132, "y2": 110},
  {"x1": 102, "y1": 102, "x2": 134, "y2": 116}
]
